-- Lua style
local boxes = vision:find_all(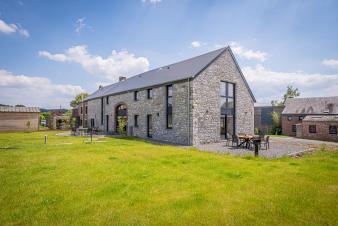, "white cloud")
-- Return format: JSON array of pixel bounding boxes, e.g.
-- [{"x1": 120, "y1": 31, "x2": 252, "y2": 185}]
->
[
  {"x1": 38, "y1": 45, "x2": 150, "y2": 82},
  {"x1": 190, "y1": 41, "x2": 208, "y2": 48},
  {"x1": 243, "y1": 64, "x2": 338, "y2": 104},
  {"x1": 0, "y1": 19, "x2": 29, "y2": 37},
  {"x1": 191, "y1": 41, "x2": 201, "y2": 48},
  {"x1": 0, "y1": 69, "x2": 84, "y2": 108},
  {"x1": 38, "y1": 51, "x2": 68, "y2": 62},
  {"x1": 75, "y1": 17, "x2": 86, "y2": 33},
  {"x1": 142, "y1": 0, "x2": 161, "y2": 4},
  {"x1": 230, "y1": 42, "x2": 267, "y2": 62},
  {"x1": 322, "y1": 59, "x2": 338, "y2": 68}
]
